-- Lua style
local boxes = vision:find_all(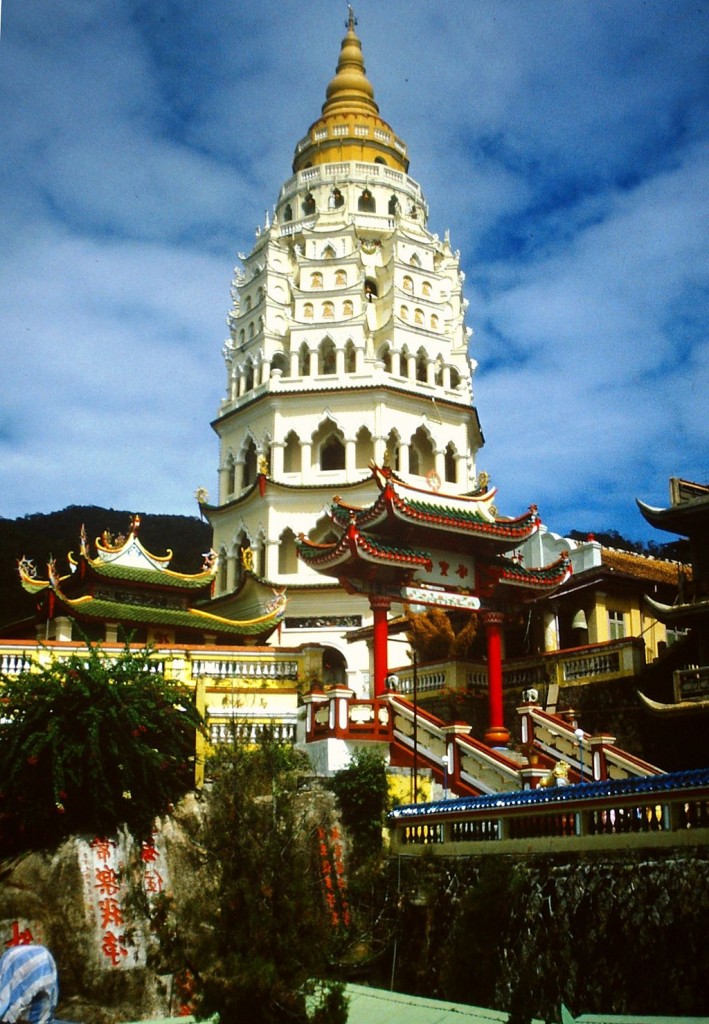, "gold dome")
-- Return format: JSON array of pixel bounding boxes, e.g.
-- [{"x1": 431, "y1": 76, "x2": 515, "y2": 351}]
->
[{"x1": 292, "y1": 9, "x2": 409, "y2": 174}]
